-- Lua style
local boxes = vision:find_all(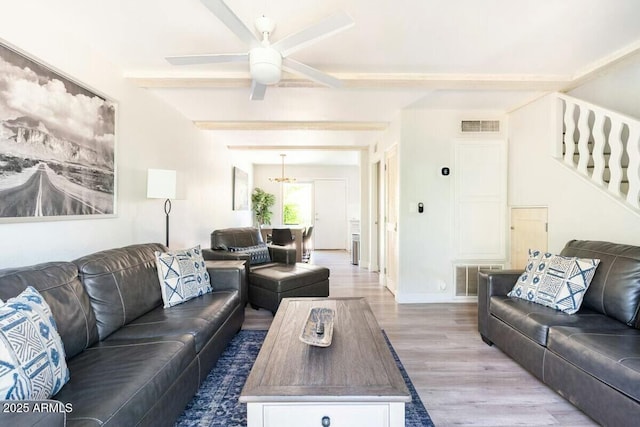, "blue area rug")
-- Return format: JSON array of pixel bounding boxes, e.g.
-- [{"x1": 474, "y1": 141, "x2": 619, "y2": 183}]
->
[{"x1": 175, "y1": 329, "x2": 434, "y2": 426}]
